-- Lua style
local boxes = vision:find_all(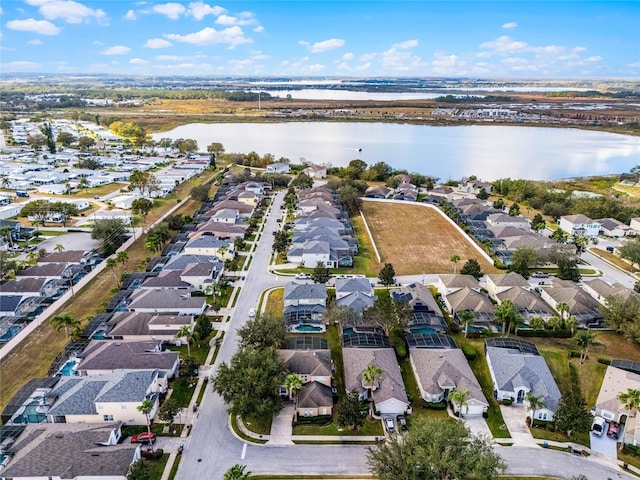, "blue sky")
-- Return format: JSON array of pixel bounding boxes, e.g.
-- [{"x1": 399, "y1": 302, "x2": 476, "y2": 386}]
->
[{"x1": 1, "y1": 1, "x2": 639, "y2": 78}]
